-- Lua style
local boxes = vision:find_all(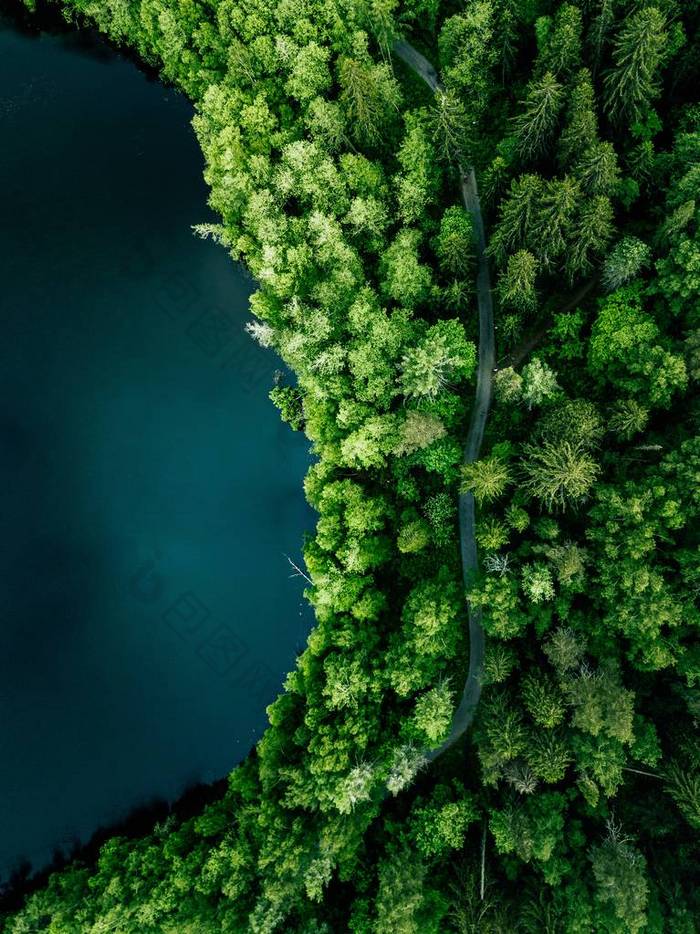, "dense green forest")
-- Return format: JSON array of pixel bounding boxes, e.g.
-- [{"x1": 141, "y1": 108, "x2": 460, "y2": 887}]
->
[{"x1": 3, "y1": 0, "x2": 700, "y2": 930}]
